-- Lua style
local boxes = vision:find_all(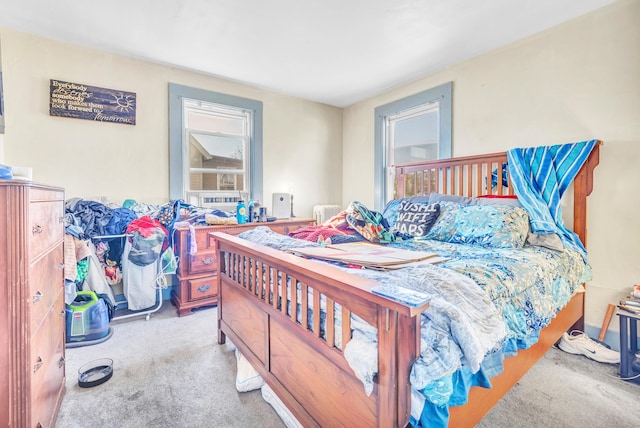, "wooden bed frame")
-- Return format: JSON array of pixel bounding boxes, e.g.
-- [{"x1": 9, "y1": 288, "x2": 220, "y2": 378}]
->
[{"x1": 213, "y1": 142, "x2": 601, "y2": 427}]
